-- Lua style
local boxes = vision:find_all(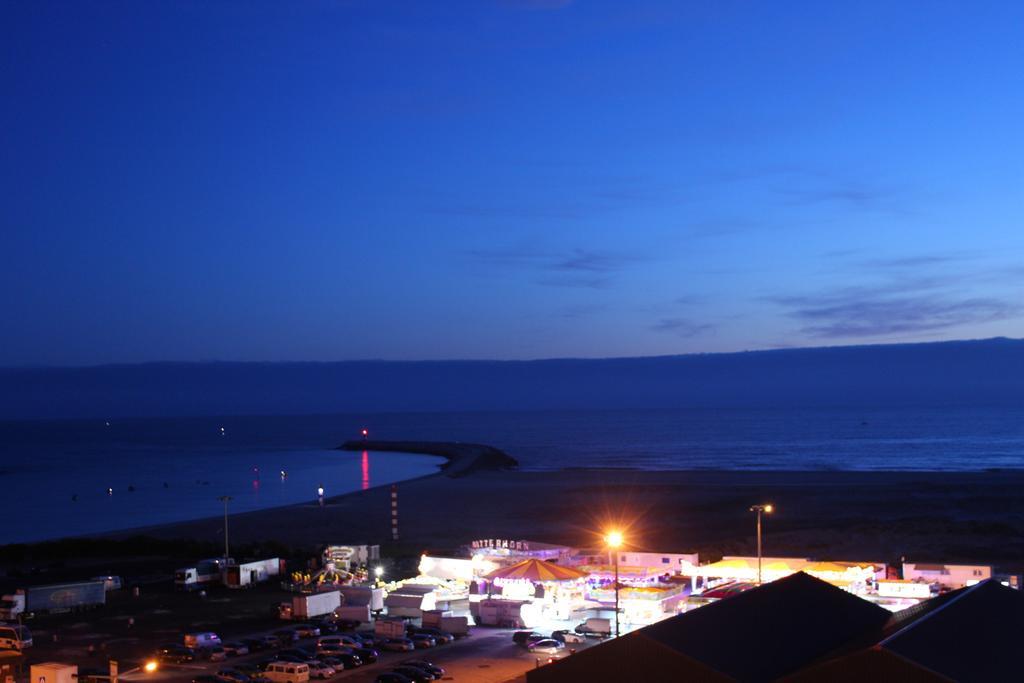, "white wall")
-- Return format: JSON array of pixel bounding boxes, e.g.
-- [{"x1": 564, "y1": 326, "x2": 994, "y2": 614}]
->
[
  {"x1": 903, "y1": 563, "x2": 992, "y2": 588},
  {"x1": 614, "y1": 551, "x2": 699, "y2": 572}
]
